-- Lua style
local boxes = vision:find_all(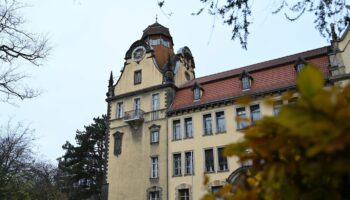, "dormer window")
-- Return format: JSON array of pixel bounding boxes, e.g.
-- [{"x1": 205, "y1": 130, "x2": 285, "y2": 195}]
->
[
  {"x1": 194, "y1": 88, "x2": 200, "y2": 100},
  {"x1": 239, "y1": 70, "x2": 253, "y2": 91},
  {"x1": 192, "y1": 82, "x2": 203, "y2": 101},
  {"x1": 242, "y1": 76, "x2": 250, "y2": 90},
  {"x1": 295, "y1": 57, "x2": 306, "y2": 73}
]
